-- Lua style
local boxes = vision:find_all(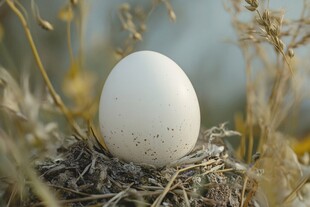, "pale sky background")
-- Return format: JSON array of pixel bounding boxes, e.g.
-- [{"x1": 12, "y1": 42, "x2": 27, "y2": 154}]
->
[
  {"x1": 1, "y1": 0, "x2": 309, "y2": 133},
  {"x1": 84, "y1": 0, "x2": 308, "y2": 131}
]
